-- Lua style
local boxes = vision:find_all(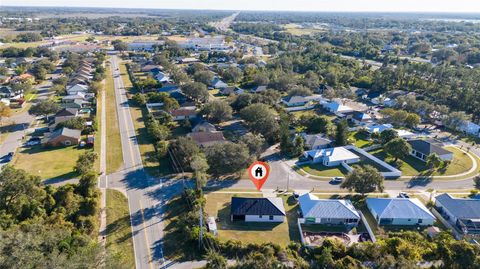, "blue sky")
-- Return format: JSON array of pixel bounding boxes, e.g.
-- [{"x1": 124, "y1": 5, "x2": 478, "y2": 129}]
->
[{"x1": 3, "y1": 0, "x2": 480, "y2": 13}]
